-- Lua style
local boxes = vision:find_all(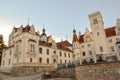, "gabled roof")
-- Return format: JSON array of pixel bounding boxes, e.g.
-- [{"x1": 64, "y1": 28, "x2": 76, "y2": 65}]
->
[
  {"x1": 57, "y1": 40, "x2": 72, "y2": 48},
  {"x1": 22, "y1": 25, "x2": 31, "y2": 32},
  {"x1": 105, "y1": 26, "x2": 116, "y2": 37},
  {"x1": 39, "y1": 40, "x2": 72, "y2": 52},
  {"x1": 79, "y1": 26, "x2": 117, "y2": 43},
  {"x1": 72, "y1": 34, "x2": 78, "y2": 42}
]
